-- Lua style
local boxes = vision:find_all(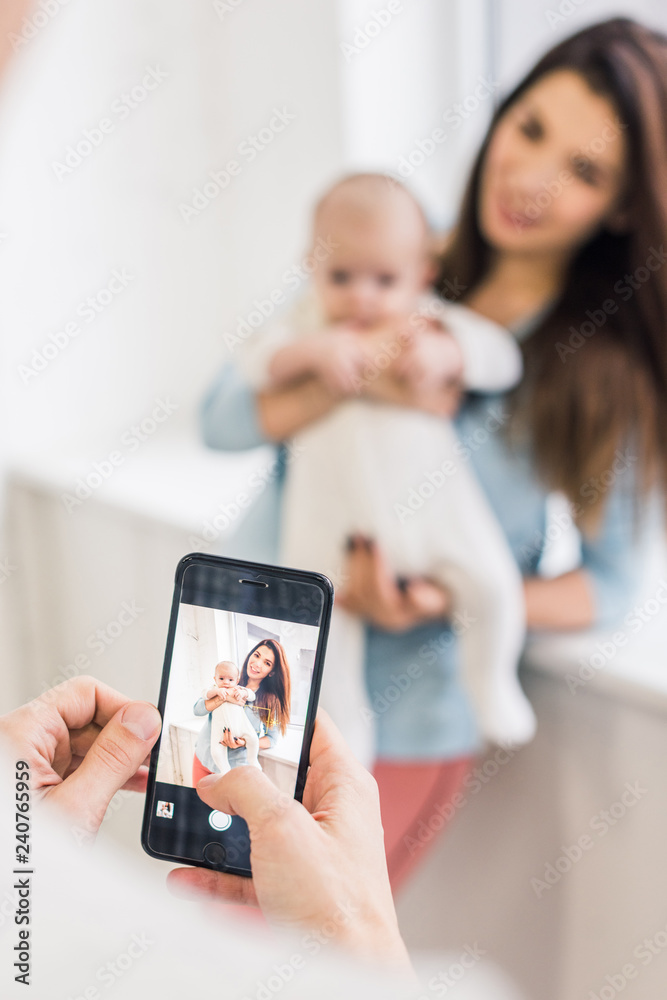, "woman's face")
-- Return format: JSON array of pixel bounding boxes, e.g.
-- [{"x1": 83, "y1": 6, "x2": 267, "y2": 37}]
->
[
  {"x1": 246, "y1": 644, "x2": 275, "y2": 683},
  {"x1": 478, "y1": 69, "x2": 628, "y2": 258}
]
